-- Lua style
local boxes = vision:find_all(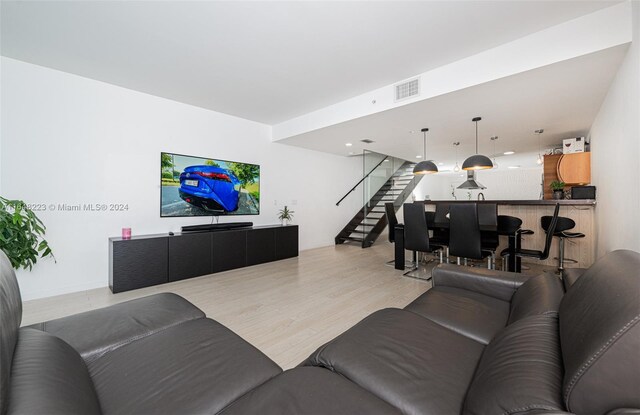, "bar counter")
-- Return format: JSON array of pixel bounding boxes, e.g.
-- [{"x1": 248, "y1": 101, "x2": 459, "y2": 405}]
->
[
  {"x1": 421, "y1": 199, "x2": 596, "y2": 206},
  {"x1": 420, "y1": 199, "x2": 596, "y2": 269}
]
